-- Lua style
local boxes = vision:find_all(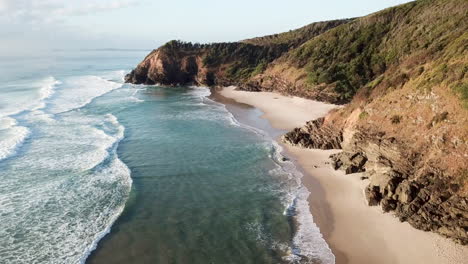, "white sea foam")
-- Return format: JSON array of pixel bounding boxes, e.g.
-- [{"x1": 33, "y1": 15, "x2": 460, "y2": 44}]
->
[
  {"x1": 245, "y1": 221, "x2": 292, "y2": 254},
  {"x1": 0, "y1": 76, "x2": 61, "y2": 117},
  {"x1": 0, "y1": 116, "x2": 17, "y2": 129},
  {"x1": 268, "y1": 141, "x2": 335, "y2": 264},
  {"x1": 122, "y1": 87, "x2": 144, "y2": 103},
  {"x1": 0, "y1": 76, "x2": 60, "y2": 163},
  {"x1": 288, "y1": 186, "x2": 335, "y2": 264},
  {"x1": 21, "y1": 110, "x2": 56, "y2": 124},
  {"x1": 129, "y1": 88, "x2": 144, "y2": 102},
  {"x1": 0, "y1": 112, "x2": 132, "y2": 264},
  {"x1": 0, "y1": 65, "x2": 134, "y2": 263},
  {"x1": 186, "y1": 87, "x2": 246, "y2": 127},
  {"x1": 25, "y1": 113, "x2": 125, "y2": 171},
  {"x1": 33, "y1": 76, "x2": 62, "y2": 110},
  {"x1": 0, "y1": 156, "x2": 132, "y2": 264},
  {"x1": 46, "y1": 75, "x2": 123, "y2": 114},
  {"x1": 189, "y1": 85, "x2": 211, "y2": 100},
  {"x1": 0, "y1": 124, "x2": 30, "y2": 162},
  {"x1": 100, "y1": 70, "x2": 127, "y2": 83},
  {"x1": 78, "y1": 156, "x2": 132, "y2": 264}
]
